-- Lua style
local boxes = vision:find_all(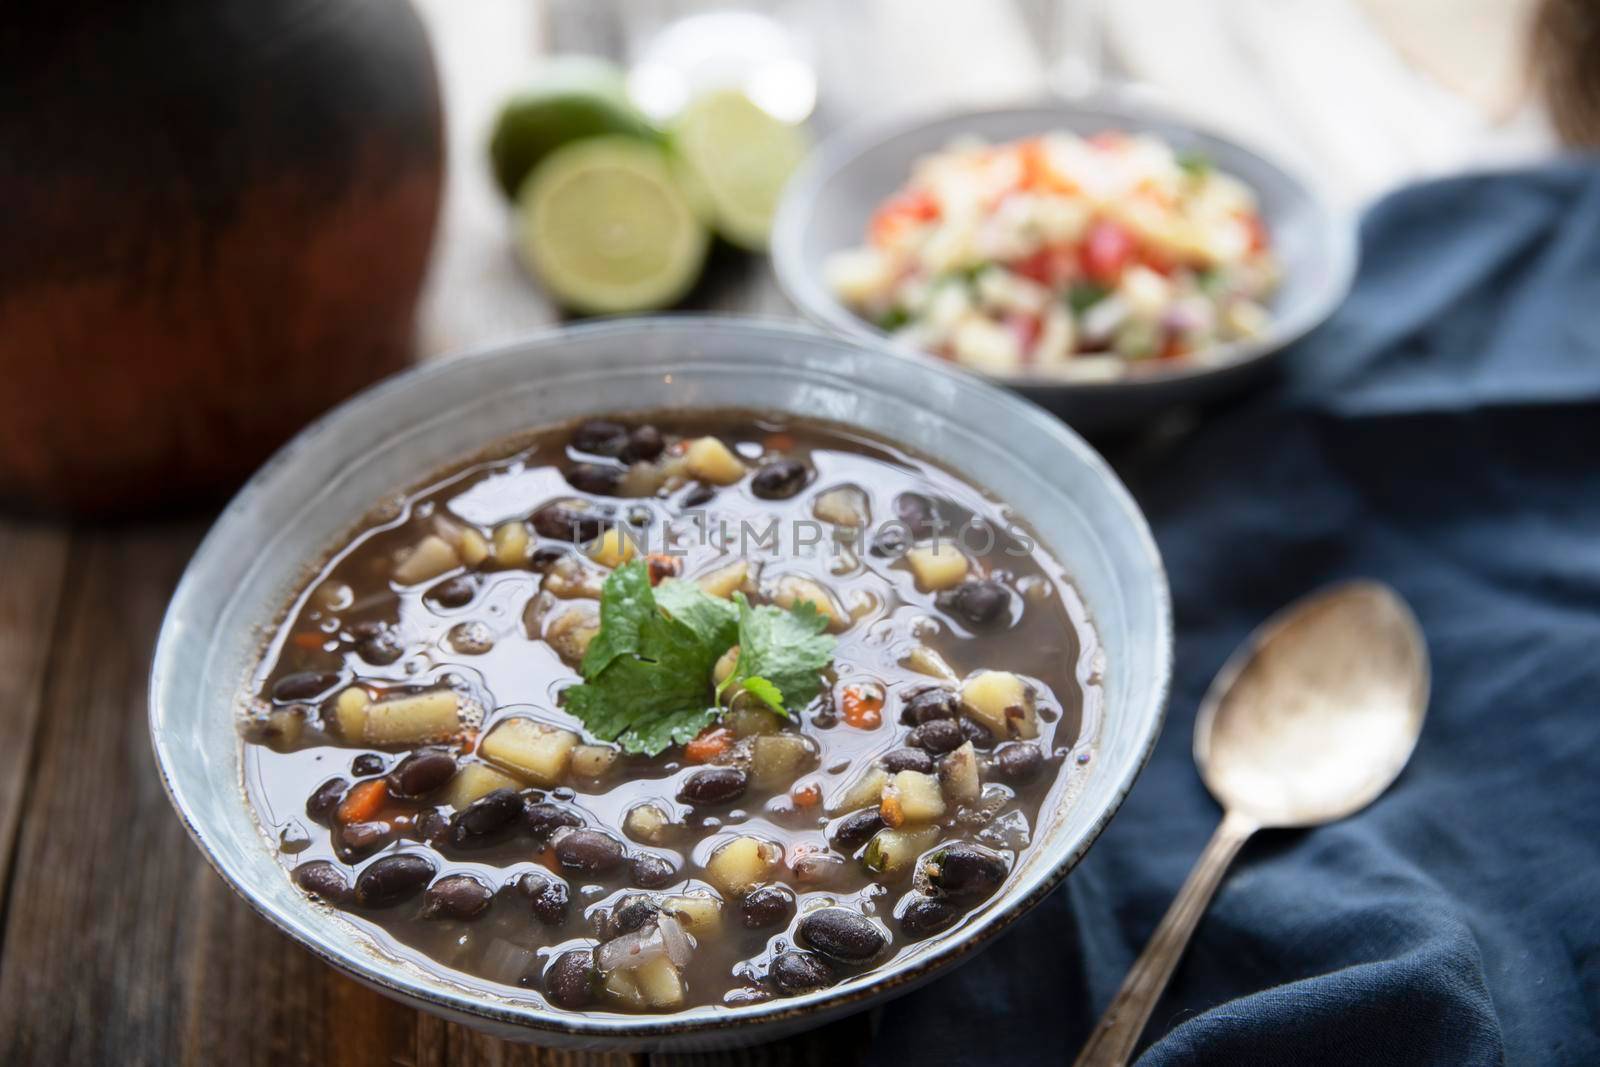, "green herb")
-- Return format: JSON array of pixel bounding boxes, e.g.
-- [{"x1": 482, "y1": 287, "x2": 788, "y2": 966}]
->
[
  {"x1": 715, "y1": 592, "x2": 835, "y2": 714},
  {"x1": 562, "y1": 562, "x2": 833, "y2": 755},
  {"x1": 1067, "y1": 282, "x2": 1109, "y2": 315},
  {"x1": 875, "y1": 306, "x2": 910, "y2": 332},
  {"x1": 1176, "y1": 149, "x2": 1212, "y2": 178}
]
